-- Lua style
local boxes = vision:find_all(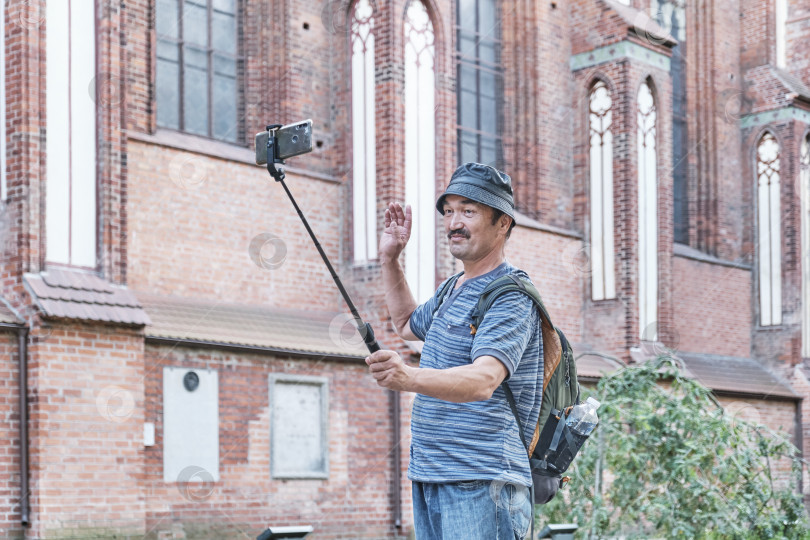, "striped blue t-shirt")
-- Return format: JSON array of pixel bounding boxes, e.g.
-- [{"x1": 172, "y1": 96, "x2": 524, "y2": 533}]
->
[{"x1": 407, "y1": 262, "x2": 544, "y2": 487}]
